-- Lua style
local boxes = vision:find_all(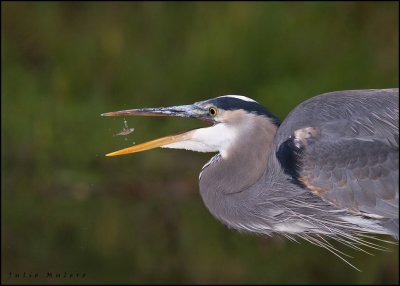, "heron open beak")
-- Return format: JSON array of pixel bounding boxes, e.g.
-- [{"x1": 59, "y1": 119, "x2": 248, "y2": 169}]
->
[{"x1": 101, "y1": 104, "x2": 209, "y2": 156}]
